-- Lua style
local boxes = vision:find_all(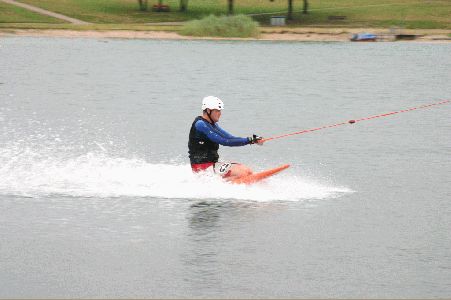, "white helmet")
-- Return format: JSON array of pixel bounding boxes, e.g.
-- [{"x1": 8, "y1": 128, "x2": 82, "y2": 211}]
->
[{"x1": 202, "y1": 96, "x2": 224, "y2": 111}]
